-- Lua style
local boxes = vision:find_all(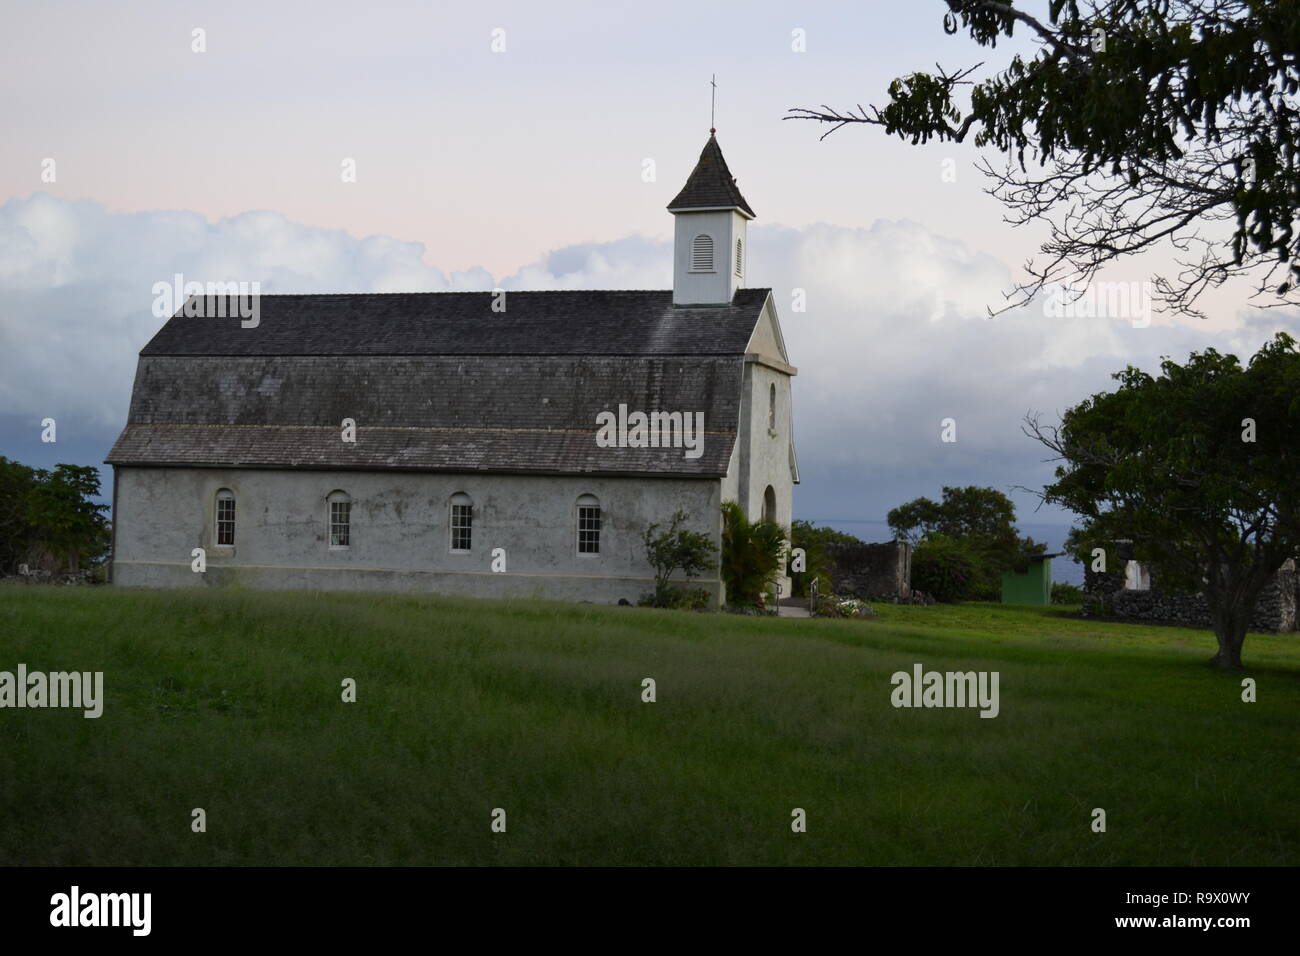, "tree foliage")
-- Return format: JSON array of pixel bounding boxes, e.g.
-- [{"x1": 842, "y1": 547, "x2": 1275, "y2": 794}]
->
[
  {"x1": 0, "y1": 457, "x2": 41, "y2": 573},
  {"x1": 720, "y1": 501, "x2": 787, "y2": 608},
  {"x1": 1025, "y1": 332, "x2": 1300, "y2": 667},
  {"x1": 912, "y1": 533, "x2": 981, "y2": 603},
  {"x1": 641, "y1": 509, "x2": 717, "y2": 607},
  {"x1": 1051, "y1": 581, "x2": 1086, "y2": 604},
  {"x1": 0, "y1": 458, "x2": 110, "y2": 575},
  {"x1": 889, "y1": 485, "x2": 1045, "y2": 598},
  {"x1": 789, "y1": 1, "x2": 1300, "y2": 319},
  {"x1": 788, "y1": 519, "x2": 860, "y2": 597}
]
